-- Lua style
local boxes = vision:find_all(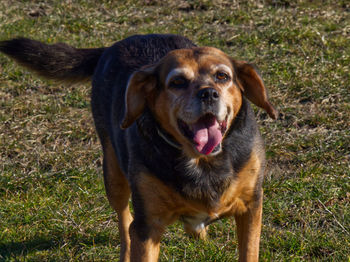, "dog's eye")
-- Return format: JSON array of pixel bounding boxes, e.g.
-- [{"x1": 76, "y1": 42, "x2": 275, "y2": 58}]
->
[
  {"x1": 215, "y1": 71, "x2": 230, "y2": 82},
  {"x1": 169, "y1": 77, "x2": 187, "y2": 88}
]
